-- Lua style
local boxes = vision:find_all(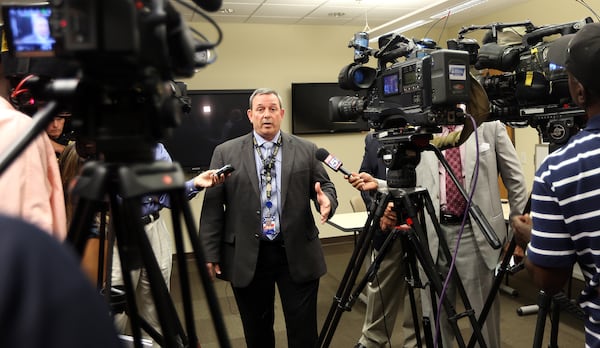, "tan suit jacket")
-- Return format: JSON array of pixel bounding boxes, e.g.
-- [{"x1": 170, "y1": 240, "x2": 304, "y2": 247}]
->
[{"x1": 416, "y1": 121, "x2": 528, "y2": 270}]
